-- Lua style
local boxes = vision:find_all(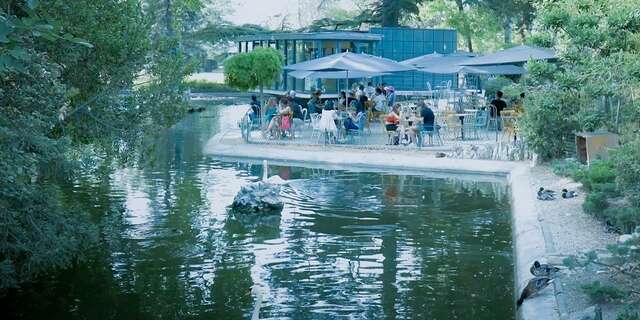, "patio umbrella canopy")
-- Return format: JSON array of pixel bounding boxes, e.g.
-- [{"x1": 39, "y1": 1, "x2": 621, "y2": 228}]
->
[
  {"x1": 460, "y1": 45, "x2": 556, "y2": 66},
  {"x1": 284, "y1": 52, "x2": 415, "y2": 73},
  {"x1": 401, "y1": 52, "x2": 477, "y2": 71},
  {"x1": 287, "y1": 70, "x2": 388, "y2": 79},
  {"x1": 463, "y1": 65, "x2": 526, "y2": 75}
]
